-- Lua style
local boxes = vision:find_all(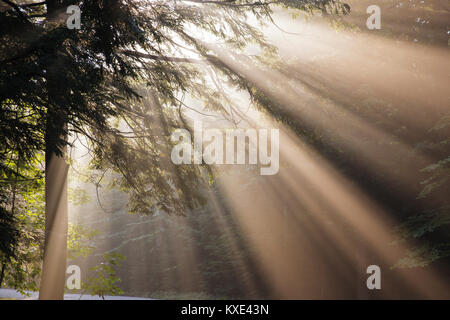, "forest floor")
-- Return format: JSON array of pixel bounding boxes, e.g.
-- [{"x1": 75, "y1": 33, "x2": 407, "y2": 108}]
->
[{"x1": 0, "y1": 288, "x2": 153, "y2": 300}]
